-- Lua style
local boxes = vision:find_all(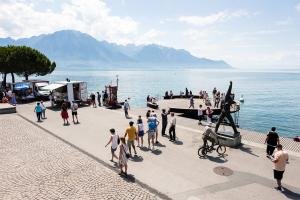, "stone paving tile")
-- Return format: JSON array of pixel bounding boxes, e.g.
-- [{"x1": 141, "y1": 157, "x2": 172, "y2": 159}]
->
[{"x1": 0, "y1": 114, "x2": 161, "y2": 200}]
